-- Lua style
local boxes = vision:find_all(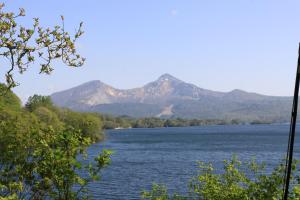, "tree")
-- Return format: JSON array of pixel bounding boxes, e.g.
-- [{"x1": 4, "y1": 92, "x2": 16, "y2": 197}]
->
[
  {"x1": 25, "y1": 95, "x2": 53, "y2": 112},
  {"x1": 0, "y1": 111, "x2": 111, "y2": 199},
  {"x1": 0, "y1": 4, "x2": 111, "y2": 199},
  {"x1": 33, "y1": 106, "x2": 64, "y2": 131},
  {"x1": 0, "y1": 84, "x2": 21, "y2": 110},
  {"x1": 55, "y1": 109, "x2": 103, "y2": 142},
  {"x1": 0, "y1": 3, "x2": 85, "y2": 89},
  {"x1": 0, "y1": 92, "x2": 110, "y2": 199}
]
